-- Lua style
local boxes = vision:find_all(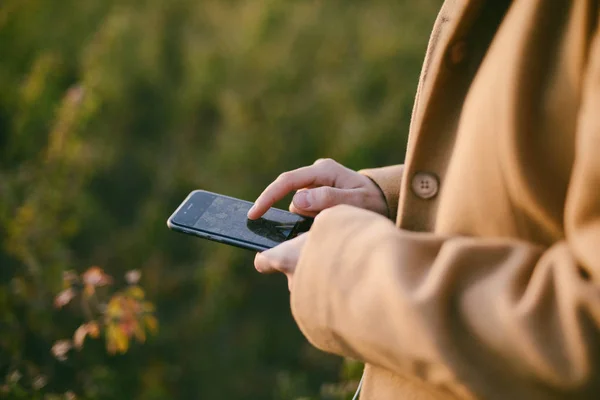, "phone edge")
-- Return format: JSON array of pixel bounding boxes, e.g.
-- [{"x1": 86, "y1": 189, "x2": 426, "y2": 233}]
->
[
  {"x1": 166, "y1": 189, "x2": 311, "y2": 252},
  {"x1": 167, "y1": 219, "x2": 270, "y2": 252}
]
